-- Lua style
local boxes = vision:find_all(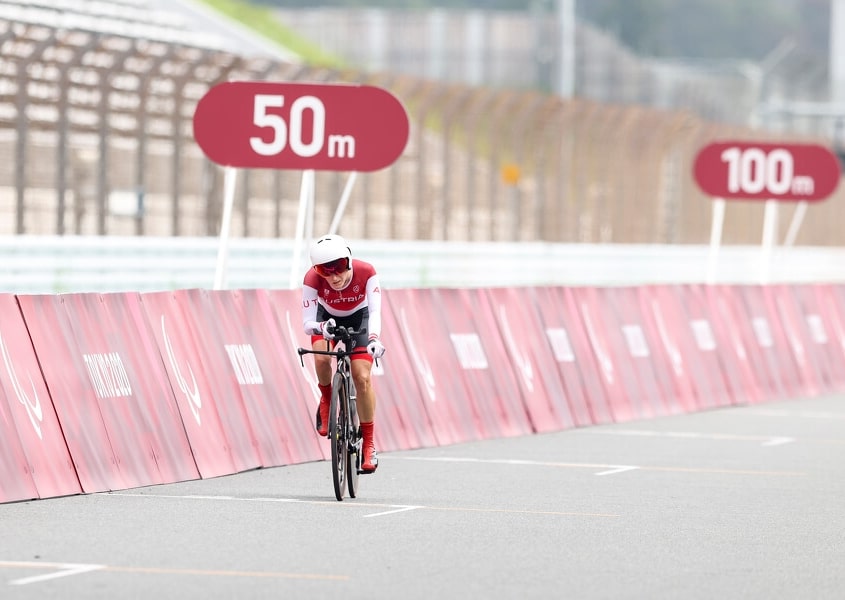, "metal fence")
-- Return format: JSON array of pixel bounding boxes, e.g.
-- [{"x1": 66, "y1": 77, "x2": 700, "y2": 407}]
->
[
  {"x1": 2, "y1": 16, "x2": 844, "y2": 246},
  {"x1": 272, "y1": 7, "x2": 765, "y2": 126}
]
